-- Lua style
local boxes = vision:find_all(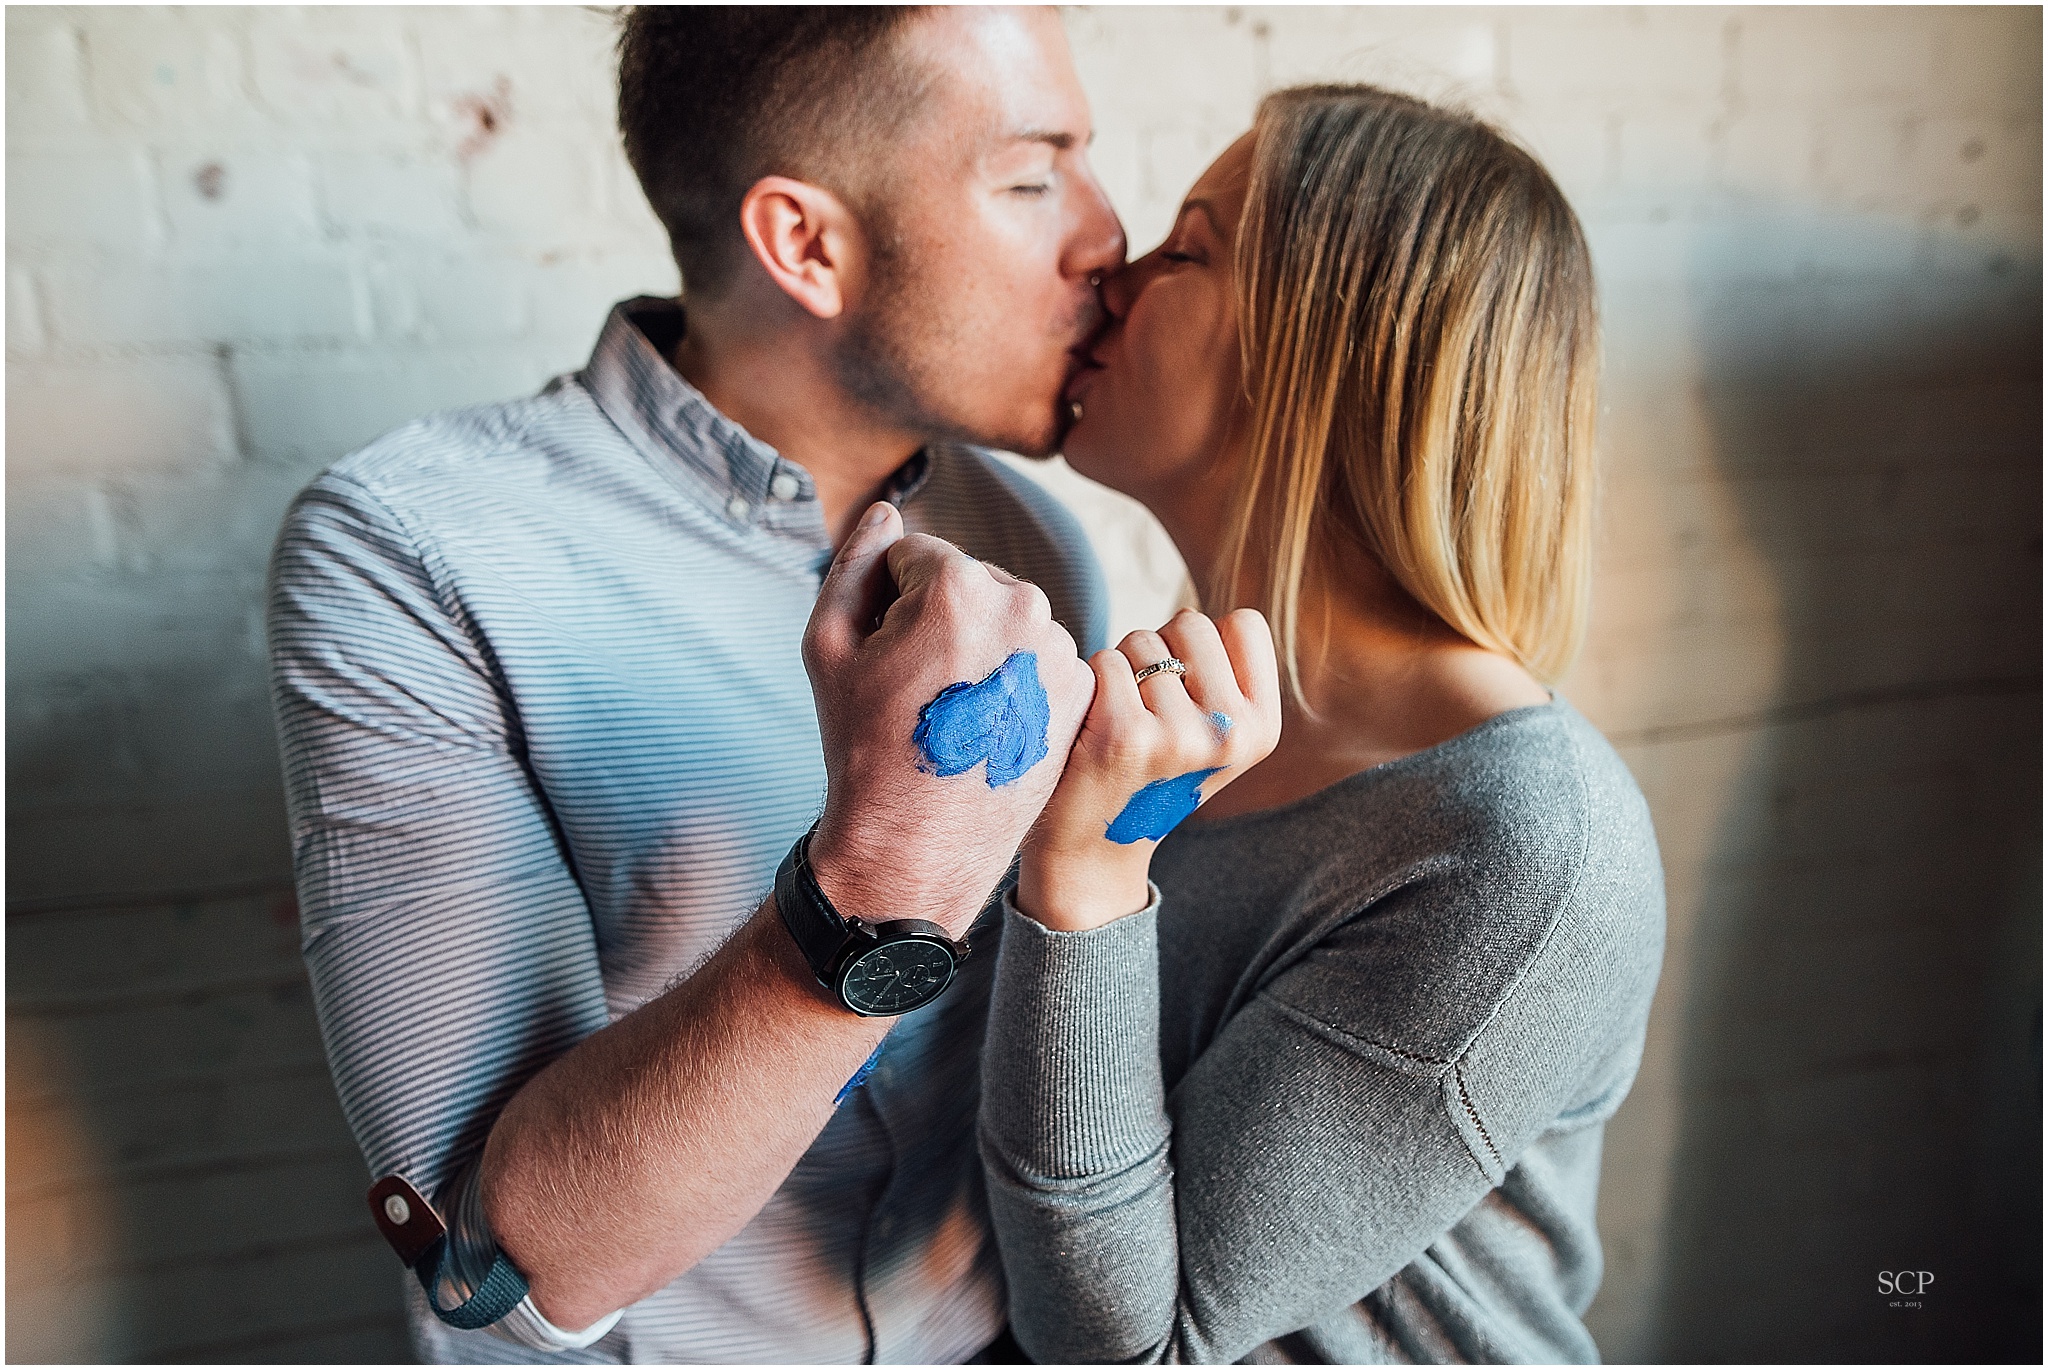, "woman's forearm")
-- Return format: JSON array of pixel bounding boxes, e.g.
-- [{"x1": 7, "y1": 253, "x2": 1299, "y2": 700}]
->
[
  {"x1": 984, "y1": 609, "x2": 1281, "y2": 1359},
  {"x1": 978, "y1": 892, "x2": 1185, "y2": 1363}
]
